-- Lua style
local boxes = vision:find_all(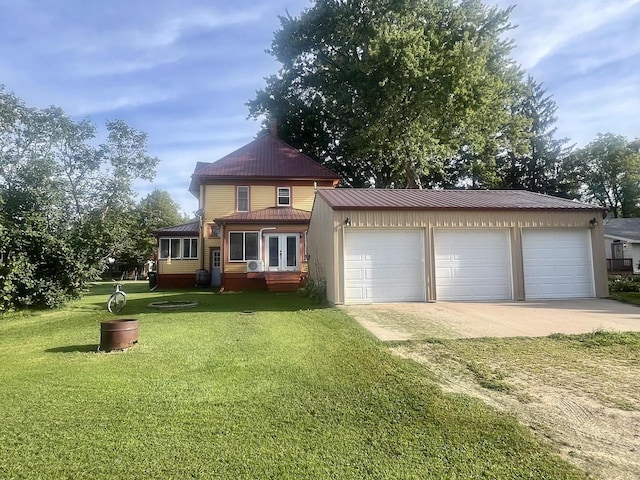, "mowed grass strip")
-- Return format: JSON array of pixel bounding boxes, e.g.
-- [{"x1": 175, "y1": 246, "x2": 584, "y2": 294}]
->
[{"x1": 0, "y1": 283, "x2": 585, "y2": 479}]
